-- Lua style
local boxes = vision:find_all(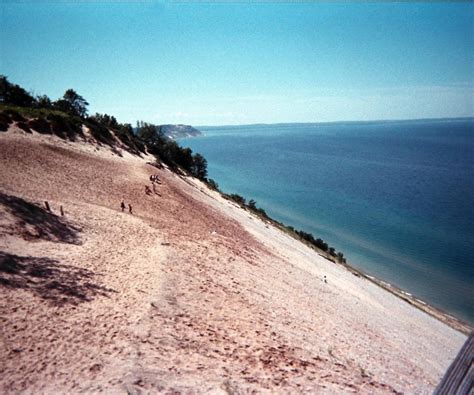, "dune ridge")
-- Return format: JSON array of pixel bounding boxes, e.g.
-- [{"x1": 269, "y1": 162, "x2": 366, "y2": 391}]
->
[{"x1": 0, "y1": 127, "x2": 467, "y2": 393}]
